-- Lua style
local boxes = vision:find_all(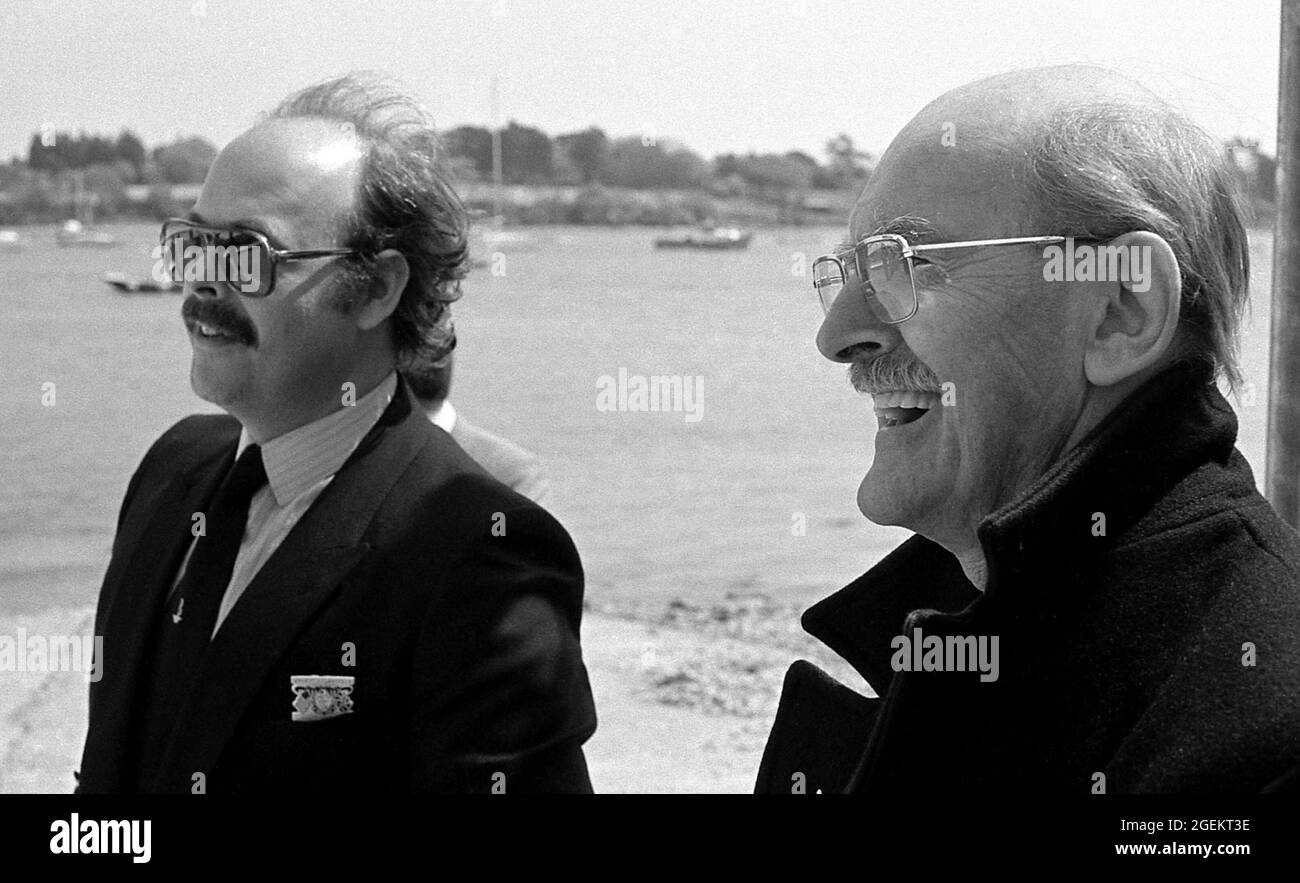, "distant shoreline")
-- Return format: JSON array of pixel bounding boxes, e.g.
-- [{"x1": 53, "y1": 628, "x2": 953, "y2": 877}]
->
[
  {"x1": 0, "y1": 182, "x2": 860, "y2": 230},
  {"x1": 3, "y1": 214, "x2": 1278, "y2": 235}
]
